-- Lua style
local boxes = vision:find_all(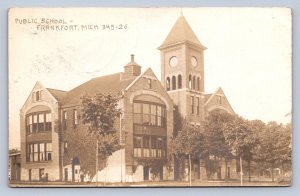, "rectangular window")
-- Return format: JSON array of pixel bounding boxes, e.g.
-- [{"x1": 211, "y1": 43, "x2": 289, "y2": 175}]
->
[
  {"x1": 33, "y1": 143, "x2": 39, "y2": 162},
  {"x1": 39, "y1": 143, "x2": 45, "y2": 161},
  {"x1": 143, "y1": 136, "x2": 150, "y2": 157},
  {"x1": 142, "y1": 104, "x2": 150, "y2": 125},
  {"x1": 191, "y1": 96, "x2": 194, "y2": 114},
  {"x1": 63, "y1": 111, "x2": 67, "y2": 130},
  {"x1": 26, "y1": 115, "x2": 33, "y2": 134},
  {"x1": 217, "y1": 96, "x2": 222, "y2": 104},
  {"x1": 30, "y1": 144, "x2": 34, "y2": 162},
  {"x1": 64, "y1": 141, "x2": 68, "y2": 153},
  {"x1": 133, "y1": 103, "x2": 142, "y2": 124},
  {"x1": 36, "y1": 91, "x2": 40, "y2": 101},
  {"x1": 33, "y1": 91, "x2": 42, "y2": 102},
  {"x1": 150, "y1": 105, "x2": 156, "y2": 125},
  {"x1": 162, "y1": 107, "x2": 166, "y2": 127},
  {"x1": 147, "y1": 79, "x2": 152, "y2": 89},
  {"x1": 151, "y1": 136, "x2": 157, "y2": 157},
  {"x1": 38, "y1": 113, "x2": 45, "y2": 132},
  {"x1": 45, "y1": 113, "x2": 52, "y2": 131},
  {"x1": 26, "y1": 144, "x2": 31, "y2": 162},
  {"x1": 157, "y1": 138, "x2": 163, "y2": 158},
  {"x1": 196, "y1": 97, "x2": 200, "y2": 115},
  {"x1": 32, "y1": 115, "x2": 38, "y2": 132},
  {"x1": 46, "y1": 143, "x2": 52, "y2": 161},
  {"x1": 157, "y1": 106, "x2": 162, "y2": 126},
  {"x1": 133, "y1": 136, "x2": 142, "y2": 157},
  {"x1": 73, "y1": 110, "x2": 78, "y2": 128}
]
